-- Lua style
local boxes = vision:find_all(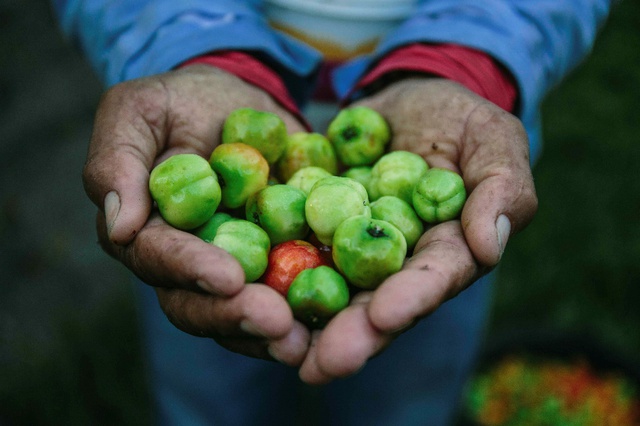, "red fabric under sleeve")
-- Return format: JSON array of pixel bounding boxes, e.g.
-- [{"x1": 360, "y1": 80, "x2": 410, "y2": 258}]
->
[
  {"x1": 354, "y1": 43, "x2": 518, "y2": 112},
  {"x1": 180, "y1": 51, "x2": 310, "y2": 129},
  {"x1": 180, "y1": 44, "x2": 518, "y2": 123}
]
